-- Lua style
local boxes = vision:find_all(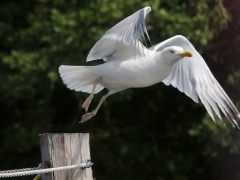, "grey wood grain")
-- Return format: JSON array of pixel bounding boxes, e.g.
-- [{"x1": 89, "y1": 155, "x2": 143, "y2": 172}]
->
[{"x1": 40, "y1": 133, "x2": 93, "y2": 180}]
